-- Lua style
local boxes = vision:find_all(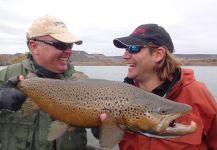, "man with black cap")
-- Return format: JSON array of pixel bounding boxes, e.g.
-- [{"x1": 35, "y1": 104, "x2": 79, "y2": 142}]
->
[
  {"x1": 0, "y1": 15, "x2": 89, "y2": 150},
  {"x1": 112, "y1": 24, "x2": 217, "y2": 150}
]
